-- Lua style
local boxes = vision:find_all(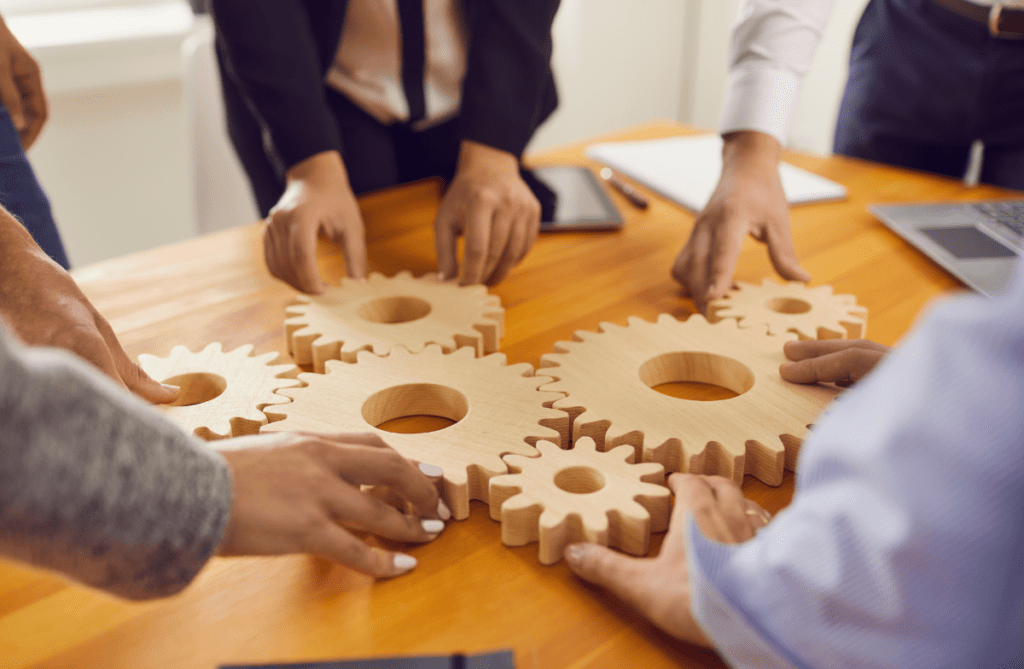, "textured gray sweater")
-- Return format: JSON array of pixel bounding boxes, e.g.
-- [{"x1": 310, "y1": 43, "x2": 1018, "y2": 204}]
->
[{"x1": 0, "y1": 325, "x2": 232, "y2": 599}]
